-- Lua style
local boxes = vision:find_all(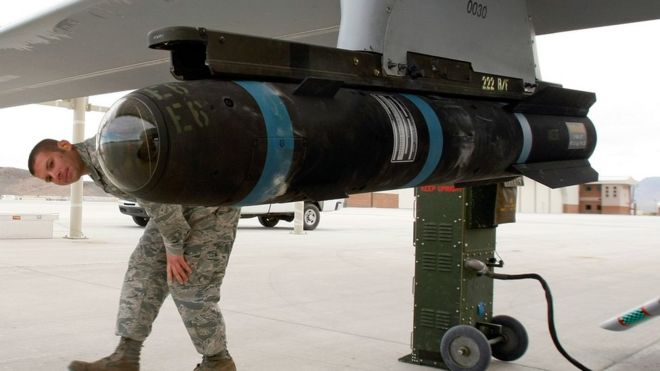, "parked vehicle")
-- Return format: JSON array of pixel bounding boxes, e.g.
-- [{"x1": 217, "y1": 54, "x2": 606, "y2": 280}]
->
[
  {"x1": 118, "y1": 200, "x2": 150, "y2": 227},
  {"x1": 118, "y1": 199, "x2": 344, "y2": 230}
]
